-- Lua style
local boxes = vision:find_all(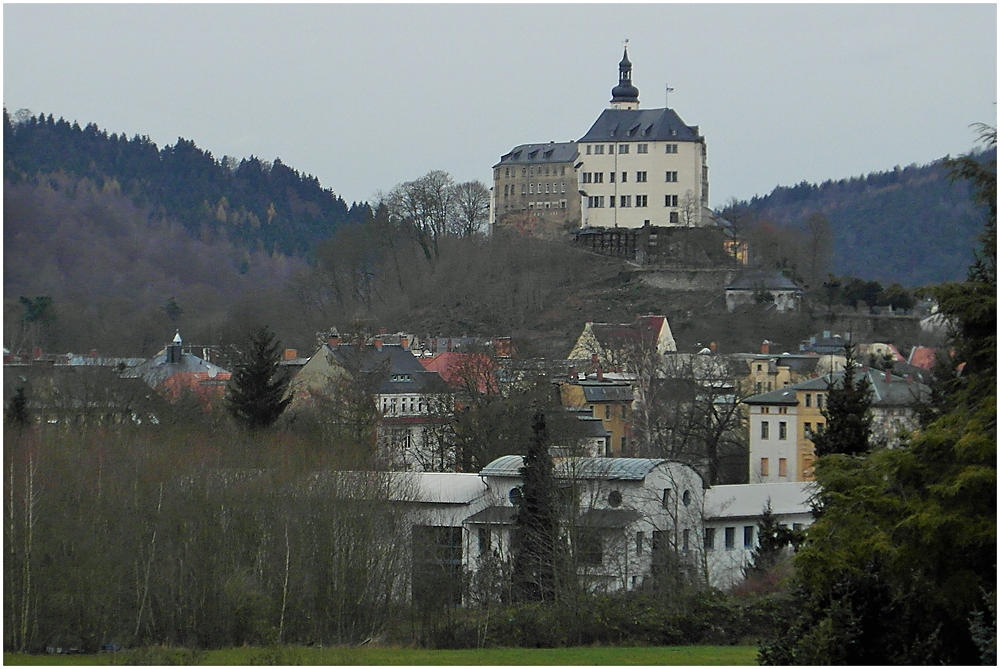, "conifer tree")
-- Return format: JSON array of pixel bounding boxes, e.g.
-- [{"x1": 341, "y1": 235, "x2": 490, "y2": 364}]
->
[
  {"x1": 225, "y1": 326, "x2": 291, "y2": 430},
  {"x1": 5, "y1": 384, "x2": 30, "y2": 429},
  {"x1": 812, "y1": 341, "x2": 873, "y2": 457},
  {"x1": 512, "y1": 412, "x2": 560, "y2": 602}
]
